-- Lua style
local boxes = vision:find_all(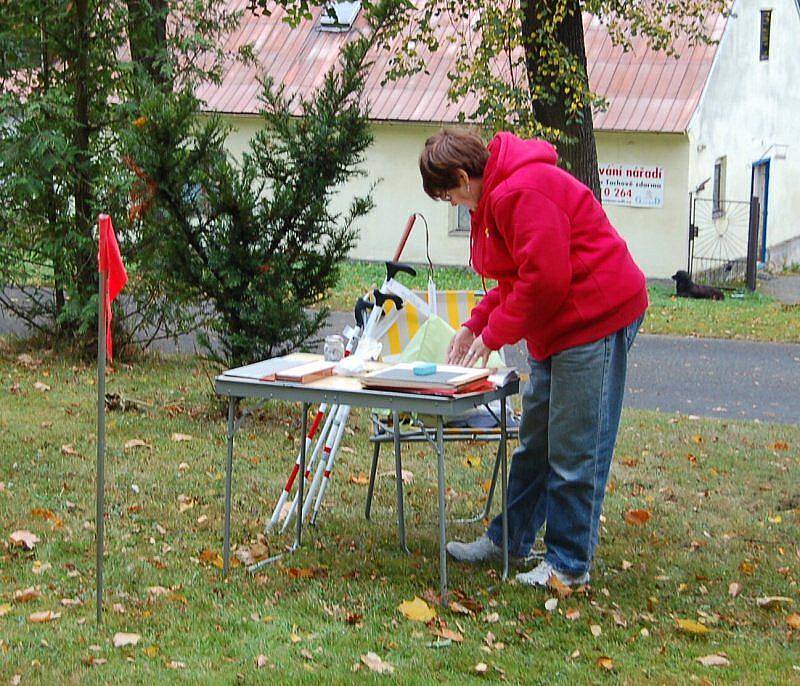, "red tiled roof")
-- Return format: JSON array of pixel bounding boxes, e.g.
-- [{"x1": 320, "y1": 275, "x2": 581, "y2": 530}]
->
[{"x1": 198, "y1": 2, "x2": 726, "y2": 133}]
